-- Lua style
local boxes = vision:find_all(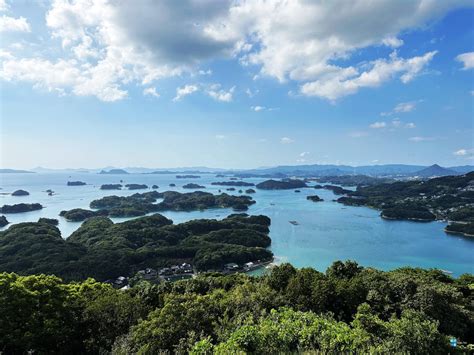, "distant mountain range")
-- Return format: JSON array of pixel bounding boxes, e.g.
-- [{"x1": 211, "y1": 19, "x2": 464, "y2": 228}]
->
[{"x1": 1, "y1": 164, "x2": 472, "y2": 178}]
